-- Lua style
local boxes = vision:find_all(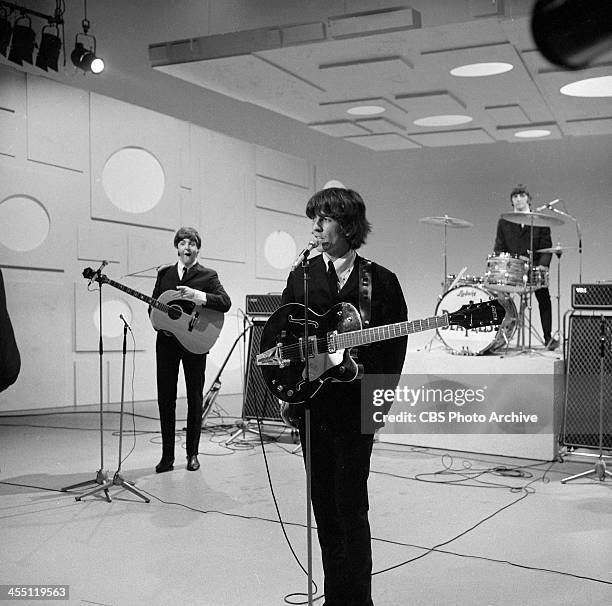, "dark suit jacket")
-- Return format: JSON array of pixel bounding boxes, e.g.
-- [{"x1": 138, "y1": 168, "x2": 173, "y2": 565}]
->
[
  {"x1": 494, "y1": 218, "x2": 552, "y2": 267},
  {"x1": 0, "y1": 269, "x2": 20, "y2": 392},
  {"x1": 151, "y1": 262, "x2": 231, "y2": 329},
  {"x1": 281, "y1": 253, "x2": 407, "y2": 431}
]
